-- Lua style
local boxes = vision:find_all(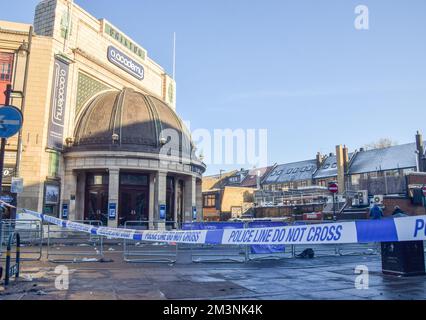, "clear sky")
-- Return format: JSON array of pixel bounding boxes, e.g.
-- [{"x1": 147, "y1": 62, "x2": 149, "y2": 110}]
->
[{"x1": 2, "y1": 0, "x2": 426, "y2": 175}]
